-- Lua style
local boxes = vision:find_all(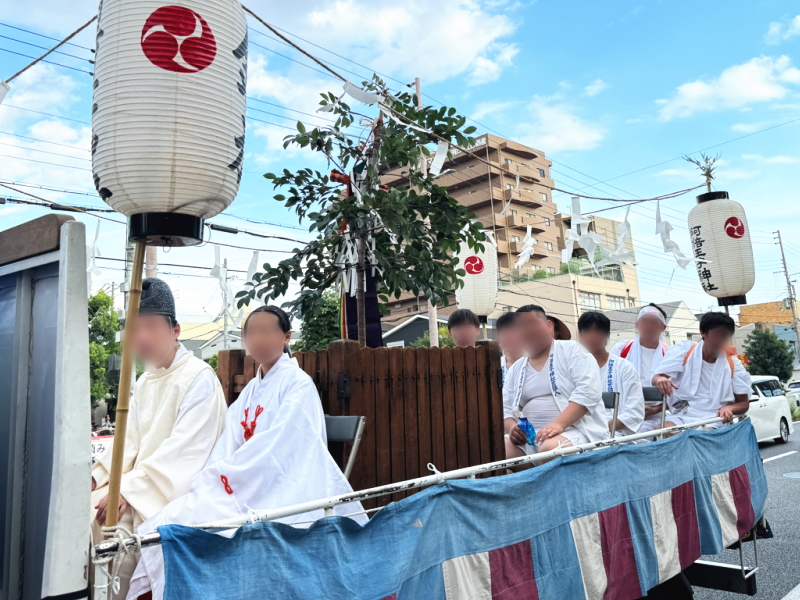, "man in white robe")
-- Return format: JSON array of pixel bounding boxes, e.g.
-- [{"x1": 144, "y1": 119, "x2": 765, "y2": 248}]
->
[
  {"x1": 128, "y1": 351, "x2": 367, "y2": 600},
  {"x1": 578, "y1": 311, "x2": 644, "y2": 436},
  {"x1": 653, "y1": 312, "x2": 750, "y2": 431},
  {"x1": 504, "y1": 305, "x2": 607, "y2": 467},
  {"x1": 611, "y1": 304, "x2": 670, "y2": 433},
  {"x1": 91, "y1": 278, "x2": 226, "y2": 598}
]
